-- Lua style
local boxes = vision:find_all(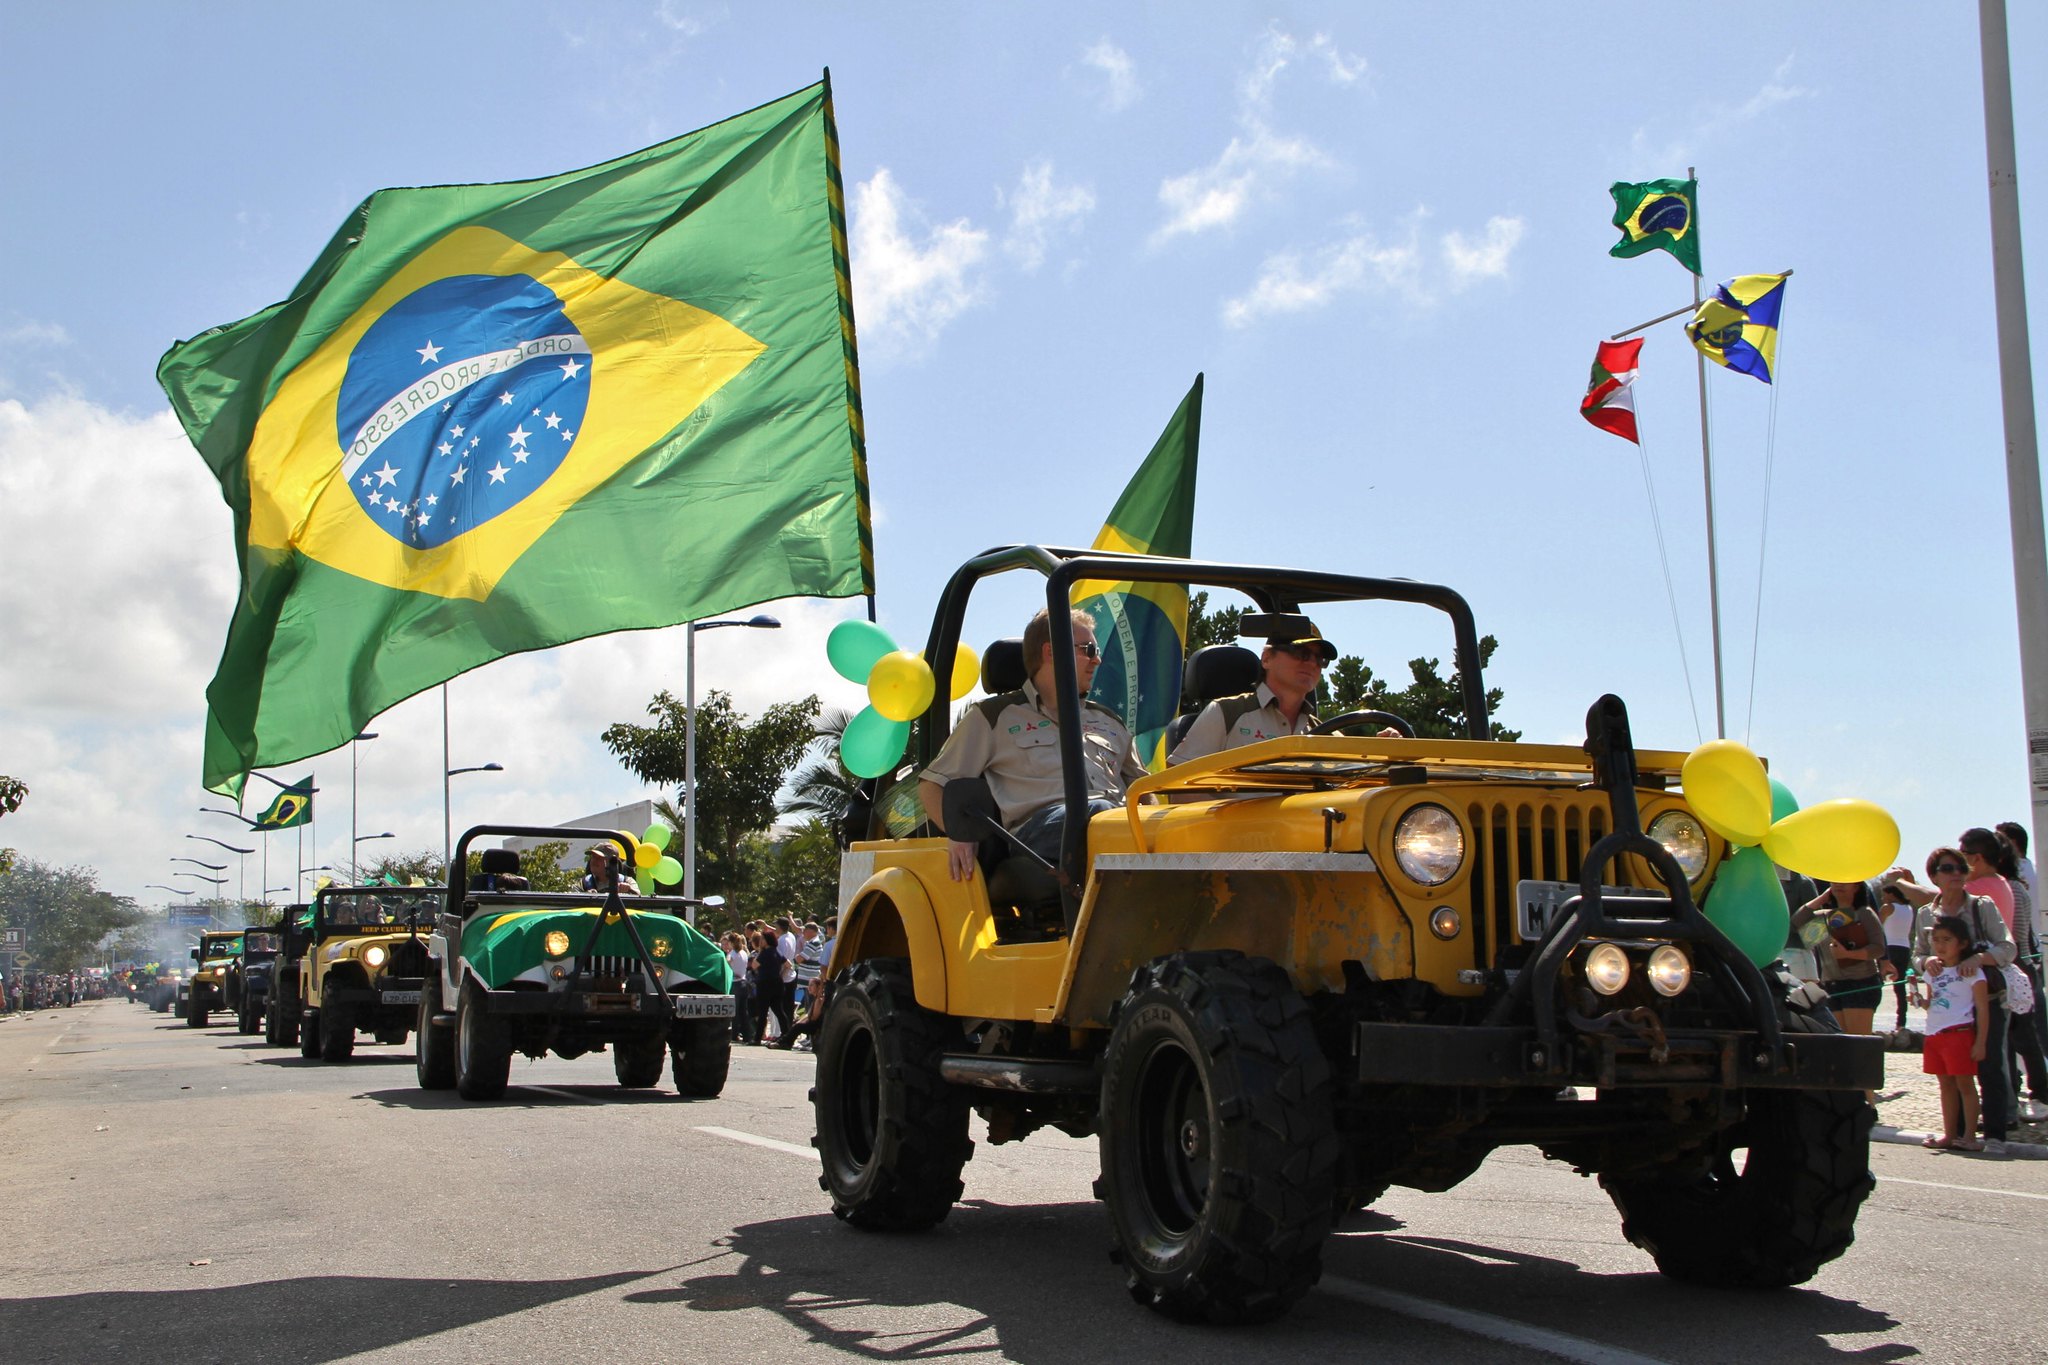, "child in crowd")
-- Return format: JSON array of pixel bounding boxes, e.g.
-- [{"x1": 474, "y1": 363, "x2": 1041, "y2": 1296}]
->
[{"x1": 1922, "y1": 915, "x2": 1990, "y2": 1152}]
